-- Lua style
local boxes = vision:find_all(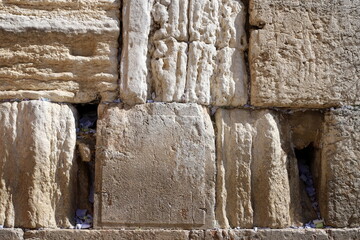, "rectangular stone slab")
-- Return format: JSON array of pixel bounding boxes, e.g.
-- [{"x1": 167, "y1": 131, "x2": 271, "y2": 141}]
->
[
  {"x1": 95, "y1": 103, "x2": 215, "y2": 228},
  {"x1": 249, "y1": 0, "x2": 360, "y2": 108},
  {"x1": 0, "y1": 0, "x2": 120, "y2": 103},
  {"x1": 320, "y1": 107, "x2": 360, "y2": 227}
]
